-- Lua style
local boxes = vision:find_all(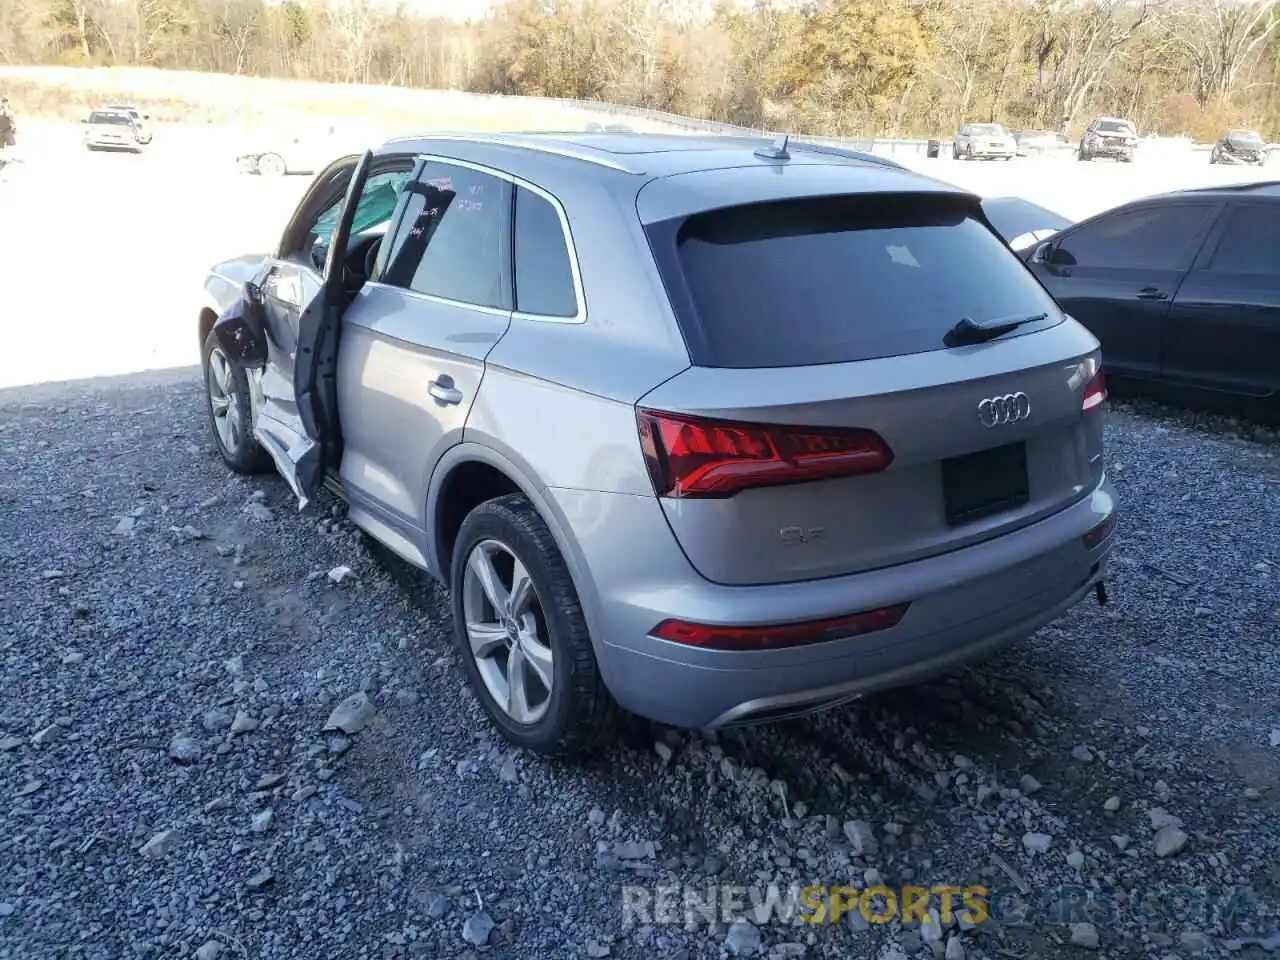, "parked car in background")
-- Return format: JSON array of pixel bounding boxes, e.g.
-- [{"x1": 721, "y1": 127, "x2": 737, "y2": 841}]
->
[
  {"x1": 980, "y1": 196, "x2": 1073, "y2": 252},
  {"x1": 952, "y1": 123, "x2": 1016, "y2": 160},
  {"x1": 82, "y1": 109, "x2": 145, "y2": 153},
  {"x1": 1013, "y1": 130, "x2": 1071, "y2": 157},
  {"x1": 236, "y1": 125, "x2": 338, "y2": 176},
  {"x1": 1023, "y1": 182, "x2": 1279, "y2": 420},
  {"x1": 198, "y1": 131, "x2": 1116, "y2": 755},
  {"x1": 1078, "y1": 117, "x2": 1138, "y2": 162},
  {"x1": 1210, "y1": 129, "x2": 1267, "y2": 166},
  {"x1": 103, "y1": 103, "x2": 152, "y2": 144}
]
